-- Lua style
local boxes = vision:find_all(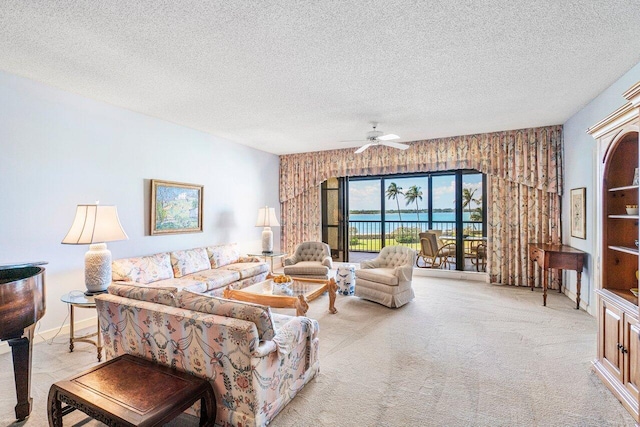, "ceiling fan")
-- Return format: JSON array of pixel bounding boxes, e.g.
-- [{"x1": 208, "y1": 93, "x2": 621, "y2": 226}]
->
[{"x1": 342, "y1": 123, "x2": 410, "y2": 153}]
